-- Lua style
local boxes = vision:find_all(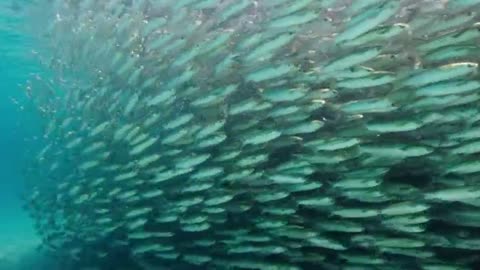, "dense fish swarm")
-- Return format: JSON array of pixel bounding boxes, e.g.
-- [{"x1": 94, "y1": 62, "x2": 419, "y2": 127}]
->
[{"x1": 20, "y1": 0, "x2": 480, "y2": 269}]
